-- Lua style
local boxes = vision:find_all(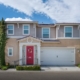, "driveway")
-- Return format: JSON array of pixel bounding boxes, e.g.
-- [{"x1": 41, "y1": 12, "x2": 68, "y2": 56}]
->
[
  {"x1": 41, "y1": 66, "x2": 80, "y2": 71},
  {"x1": 0, "y1": 72, "x2": 80, "y2": 80}
]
